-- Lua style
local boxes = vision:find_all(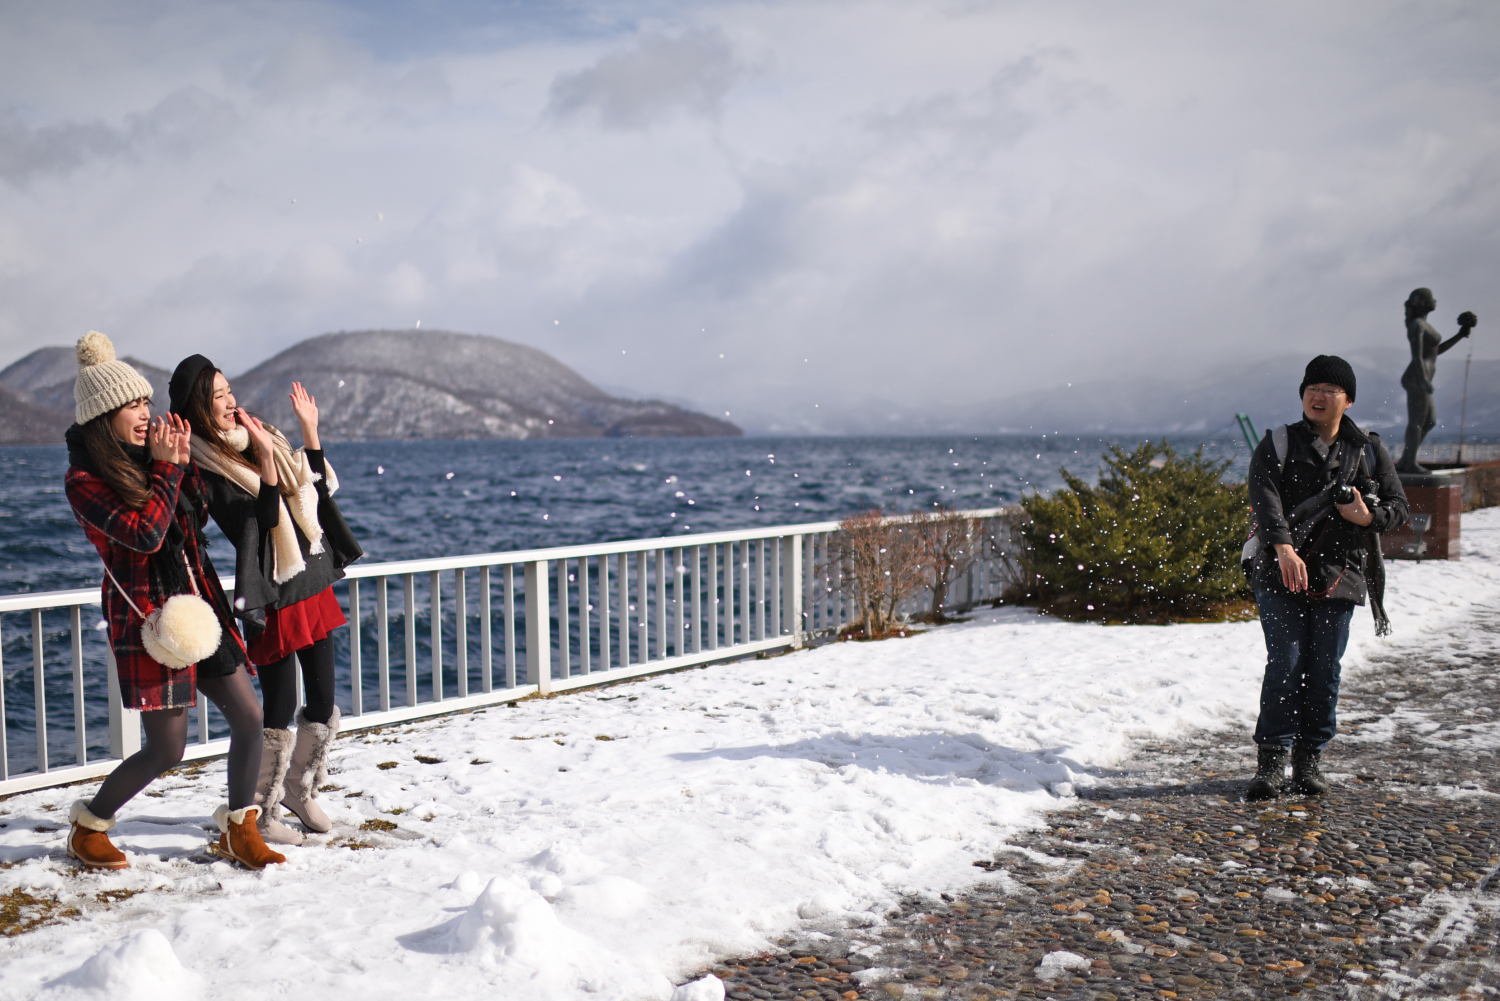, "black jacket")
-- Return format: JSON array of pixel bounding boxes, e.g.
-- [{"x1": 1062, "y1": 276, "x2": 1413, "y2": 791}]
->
[
  {"x1": 200, "y1": 449, "x2": 363, "y2": 638},
  {"x1": 1247, "y1": 418, "x2": 1407, "y2": 604}
]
